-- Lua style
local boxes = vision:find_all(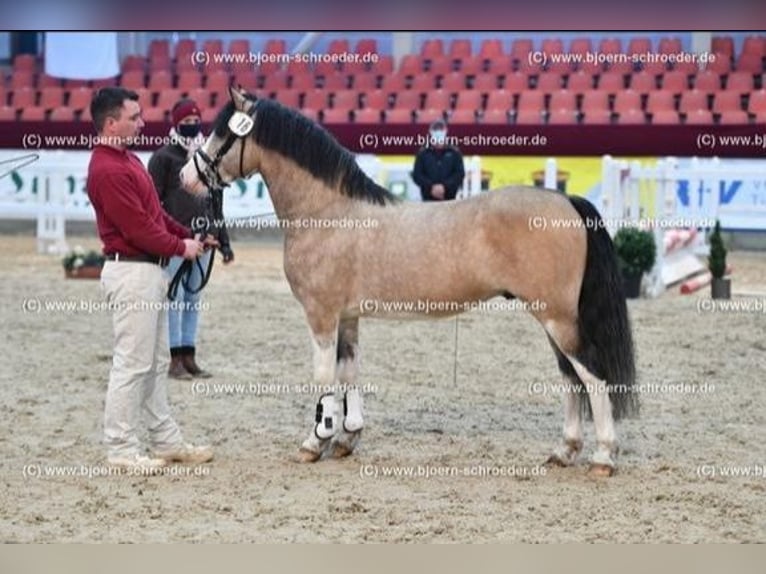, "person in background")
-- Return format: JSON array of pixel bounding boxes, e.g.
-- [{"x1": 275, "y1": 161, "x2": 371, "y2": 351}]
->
[
  {"x1": 411, "y1": 119, "x2": 466, "y2": 201},
  {"x1": 148, "y1": 98, "x2": 234, "y2": 380},
  {"x1": 87, "y1": 87, "x2": 214, "y2": 471}
]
